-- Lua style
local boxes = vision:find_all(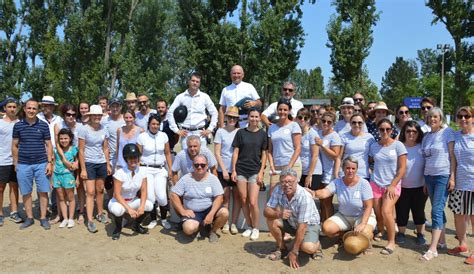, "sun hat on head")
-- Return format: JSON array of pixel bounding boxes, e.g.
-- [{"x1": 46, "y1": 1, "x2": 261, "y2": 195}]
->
[
  {"x1": 338, "y1": 97, "x2": 355, "y2": 109},
  {"x1": 369, "y1": 101, "x2": 393, "y2": 115},
  {"x1": 40, "y1": 95, "x2": 58, "y2": 106},
  {"x1": 86, "y1": 105, "x2": 103, "y2": 115},
  {"x1": 225, "y1": 106, "x2": 240, "y2": 117},
  {"x1": 124, "y1": 92, "x2": 137, "y2": 101}
]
